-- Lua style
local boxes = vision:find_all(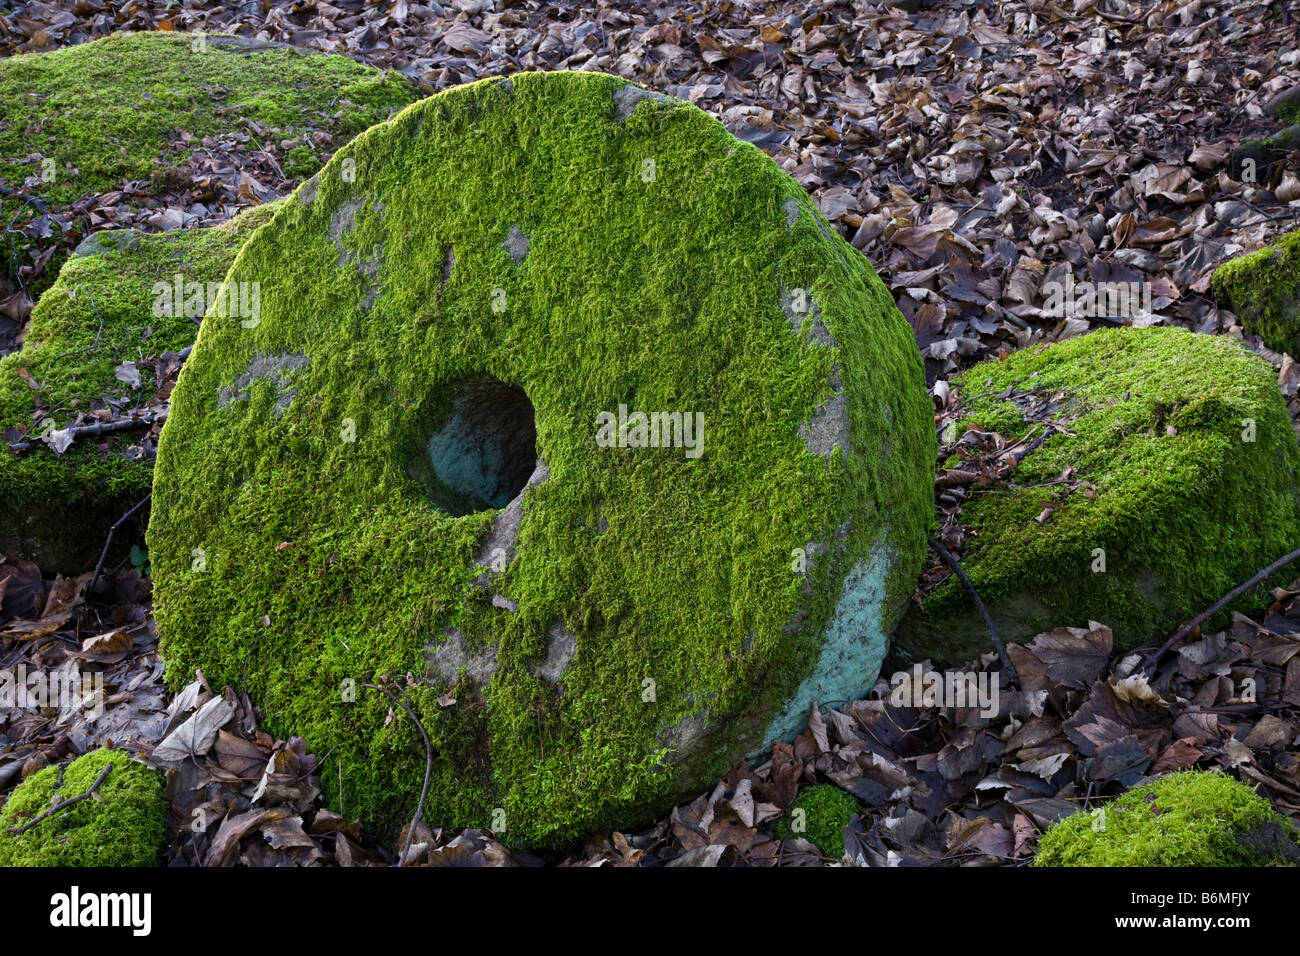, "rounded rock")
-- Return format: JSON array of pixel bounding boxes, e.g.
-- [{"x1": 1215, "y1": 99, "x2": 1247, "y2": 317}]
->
[{"x1": 898, "y1": 326, "x2": 1300, "y2": 665}]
